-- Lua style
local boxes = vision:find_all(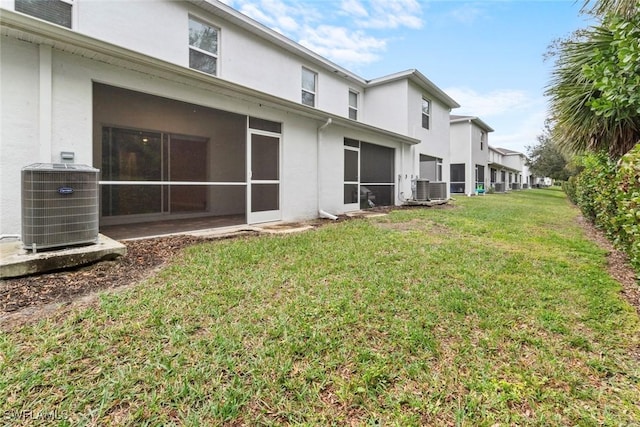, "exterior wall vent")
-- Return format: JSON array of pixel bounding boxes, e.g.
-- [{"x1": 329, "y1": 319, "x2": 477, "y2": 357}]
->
[
  {"x1": 22, "y1": 163, "x2": 99, "y2": 251},
  {"x1": 415, "y1": 179, "x2": 430, "y2": 201}
]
